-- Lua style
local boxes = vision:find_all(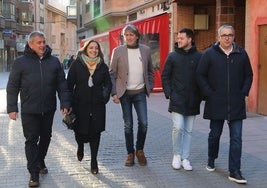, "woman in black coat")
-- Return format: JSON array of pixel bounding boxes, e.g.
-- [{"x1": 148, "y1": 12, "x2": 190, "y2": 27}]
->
[{"x1": 67, "y1": 40, "x2": 112, "y2": 174}]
